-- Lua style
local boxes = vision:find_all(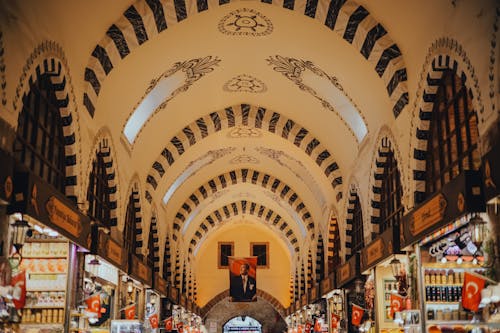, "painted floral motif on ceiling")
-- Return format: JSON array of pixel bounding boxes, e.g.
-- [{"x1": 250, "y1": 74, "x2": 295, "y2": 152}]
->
[
  {"x1": 227, "y1": 125, "x2": 262, "y2": 138},
  {"x1": 255, "y1": 146, "x2": 327, "y2": 207},
  {"x1": 266, "y1": 55, "x2": 367, "y2": 142},
  {"x1": 223, "y1": 74, "x2": 267, "y2": 93},
  {"x1": 123, "y1": 56, "x2": 221, "y2": 144},
  {"x1": 218, "y1": 8, "x2": 273, "y2": 37},
  {"x1": 230, "y1": 154, "x2": 260, "y2": 164}
]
